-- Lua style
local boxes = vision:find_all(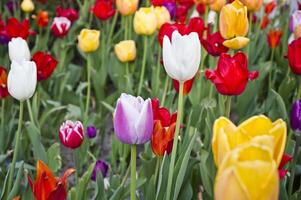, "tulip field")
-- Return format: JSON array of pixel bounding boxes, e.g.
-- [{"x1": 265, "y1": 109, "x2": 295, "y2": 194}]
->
[{"x1": 1, "y1": 0, "x2": 301, "y2": 199}]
